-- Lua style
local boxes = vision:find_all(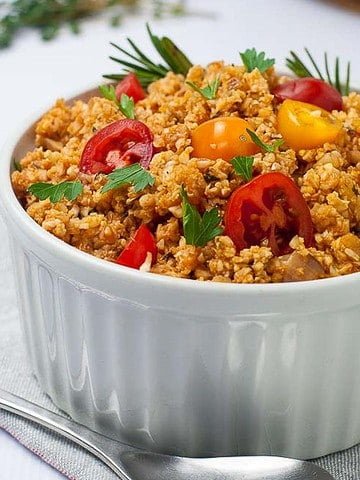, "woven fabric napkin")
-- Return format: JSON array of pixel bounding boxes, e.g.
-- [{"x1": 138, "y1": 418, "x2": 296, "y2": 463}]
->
[{"x1": 0, "y1": 217, "x2": 359, "y2": 479}]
